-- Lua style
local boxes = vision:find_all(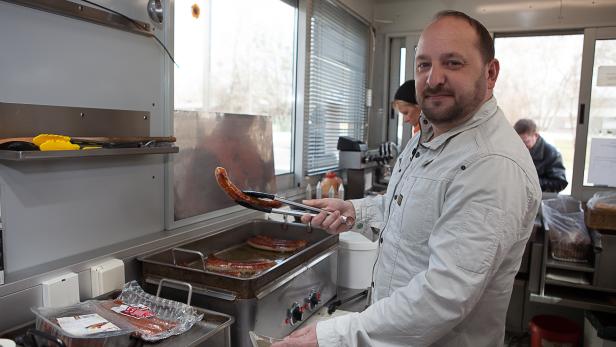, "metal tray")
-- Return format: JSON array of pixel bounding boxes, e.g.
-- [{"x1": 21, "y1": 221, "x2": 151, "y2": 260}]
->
[{"x1": 139, "y1": 219, "x2": 338, "y2": 299}]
